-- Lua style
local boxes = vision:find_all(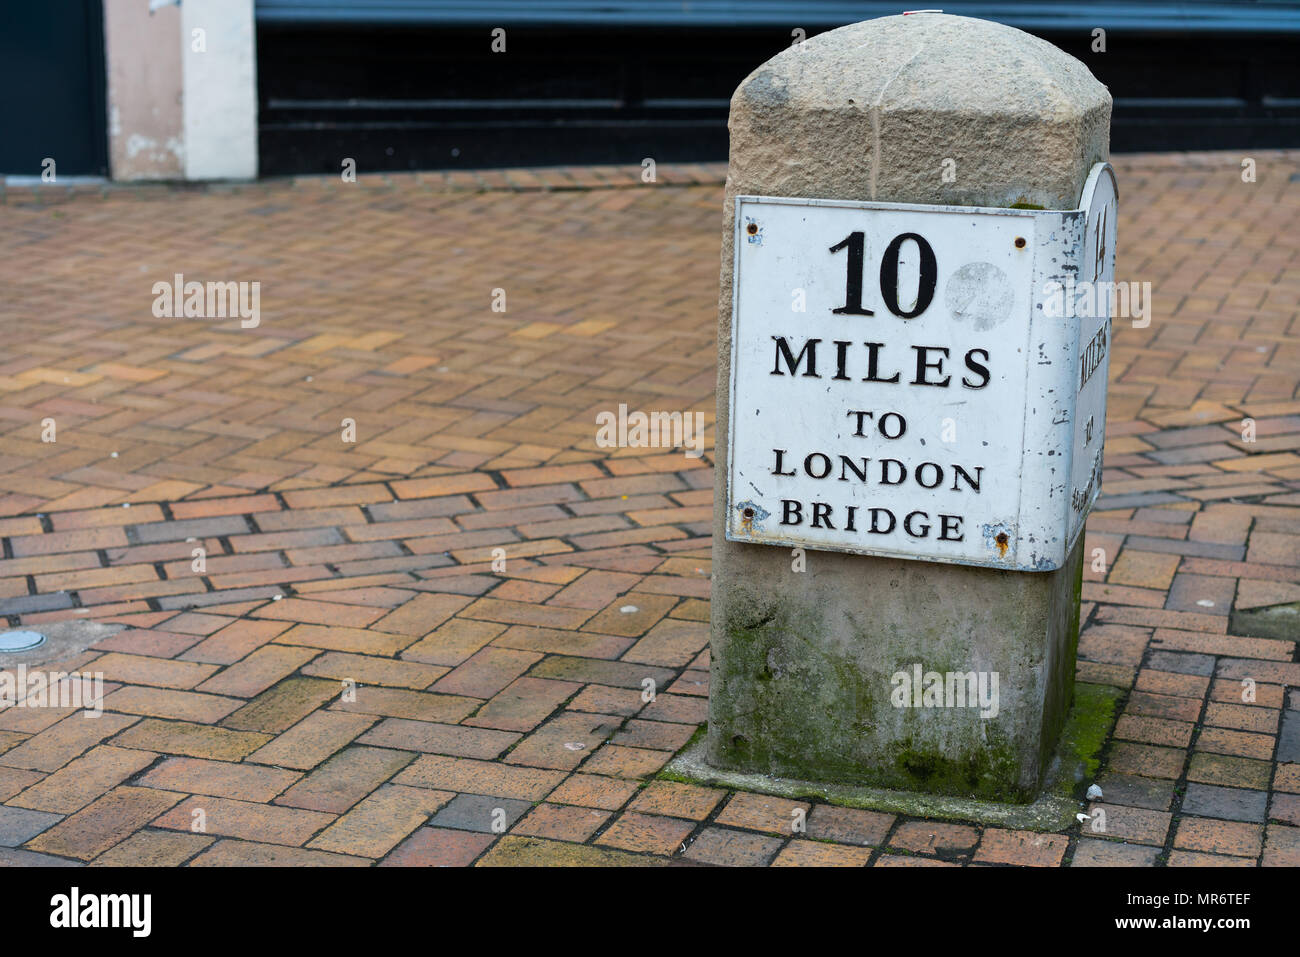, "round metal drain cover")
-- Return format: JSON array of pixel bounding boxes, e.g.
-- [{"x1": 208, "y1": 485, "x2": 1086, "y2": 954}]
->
[{"x1": 0, "y1": 630, "x2": 46, "y2": 652}]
